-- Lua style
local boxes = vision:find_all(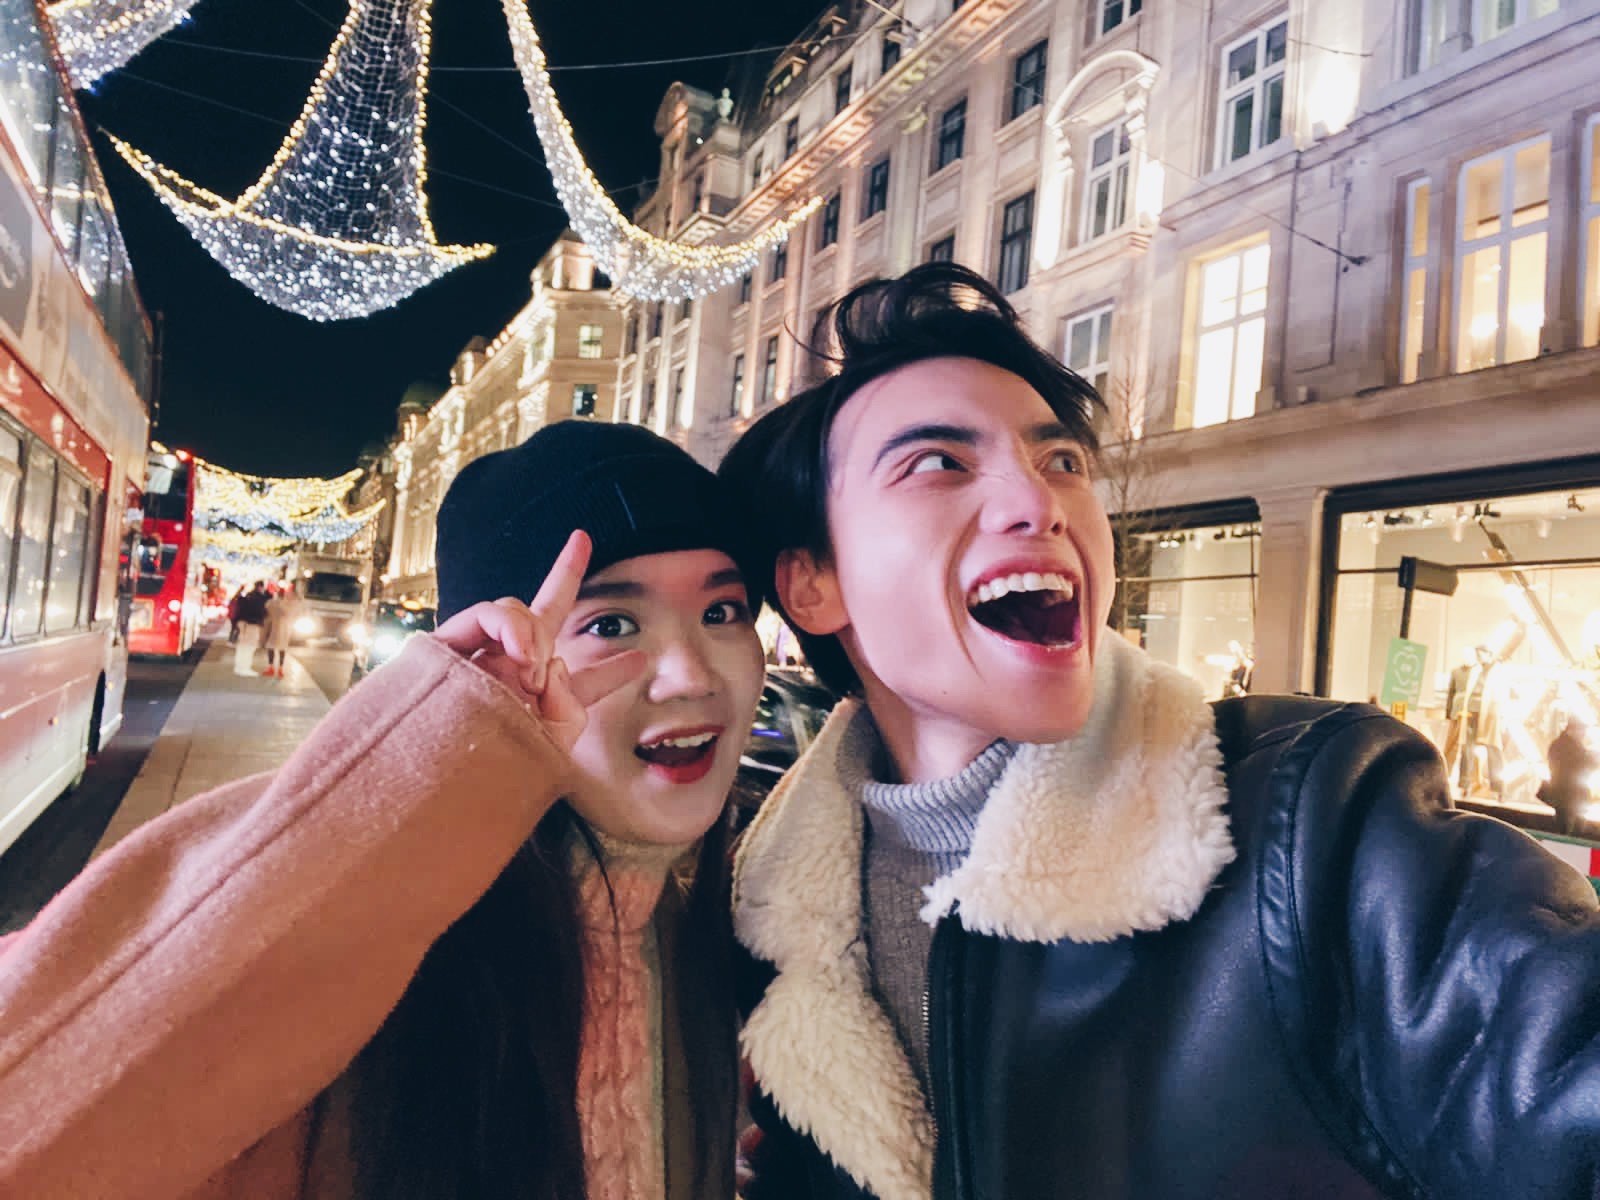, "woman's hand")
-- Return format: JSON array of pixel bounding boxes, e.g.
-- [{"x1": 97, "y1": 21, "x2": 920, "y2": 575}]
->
[{"x1": 432, "y1": 531, "x2": 642, "y2": 751}]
